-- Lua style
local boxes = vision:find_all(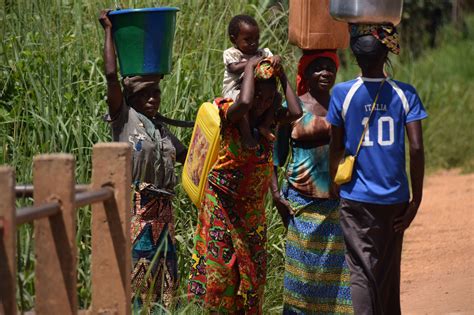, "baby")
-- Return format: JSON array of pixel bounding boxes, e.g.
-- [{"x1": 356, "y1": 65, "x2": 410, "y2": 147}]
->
[{"x1": 223, "y1": 14, "x2": 281, "y2": 149}]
